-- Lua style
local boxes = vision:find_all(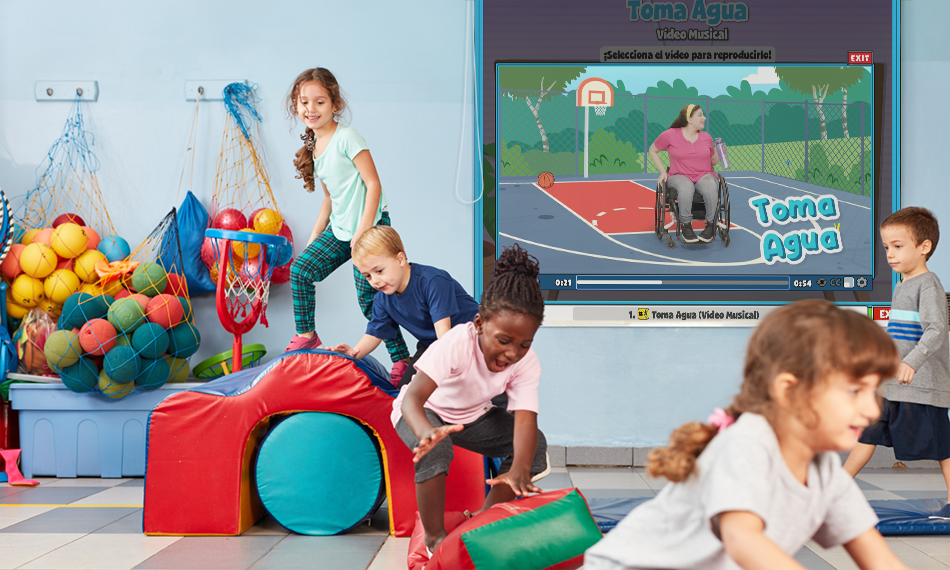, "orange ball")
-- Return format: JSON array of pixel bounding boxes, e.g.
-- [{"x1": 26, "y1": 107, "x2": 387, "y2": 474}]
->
[
  {"x1": 83, "y1": 226, "x2": 101, "y2": 250},
  {"x1": 33, "y1": 227, "x2": 54, "y2": 247},
  {"x1": 146, "y1": 294, "x2": 184, "y2": 329},
  {"x1": 1, "y1": 243, "x2": 25, "y2": 280},
  {"x1": 79, "y1": 318, "x2": 117, "y2": 356}
]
